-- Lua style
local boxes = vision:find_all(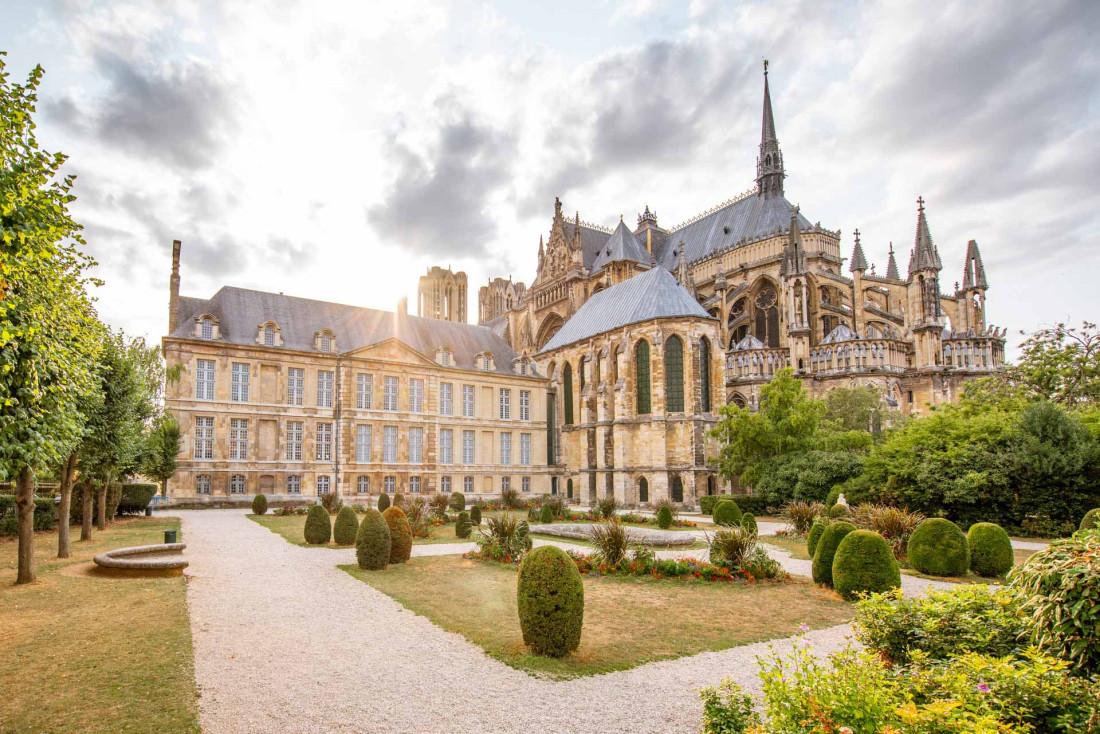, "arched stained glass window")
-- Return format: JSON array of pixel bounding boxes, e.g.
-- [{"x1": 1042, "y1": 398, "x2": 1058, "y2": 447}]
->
[
  {"x1": 699, "y1": 337, "x2": 712, "y2": 412},
  {"x1": 563, "y1": 363, "x2": 574, "y2": 425},
  {"x1": 635, "y1": 341, "x2": 651, "y2": 415},
  {"x1": 664, "y1": 335, "x2": 684, "y2": 413}
]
